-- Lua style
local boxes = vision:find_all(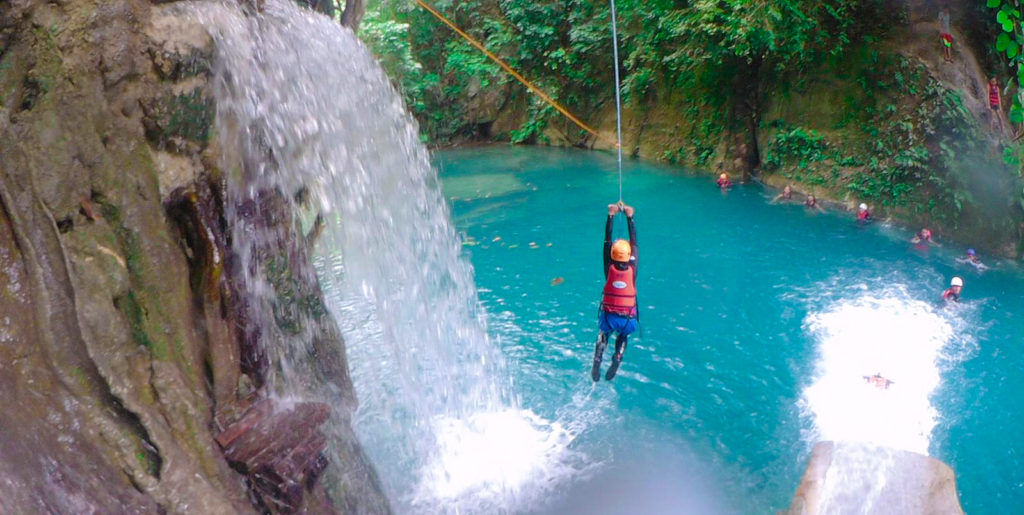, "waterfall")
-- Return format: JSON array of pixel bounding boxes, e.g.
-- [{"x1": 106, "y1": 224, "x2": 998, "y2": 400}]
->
[{"x1": 190, "y1": 1, "x2": 575, "y2": 511}]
